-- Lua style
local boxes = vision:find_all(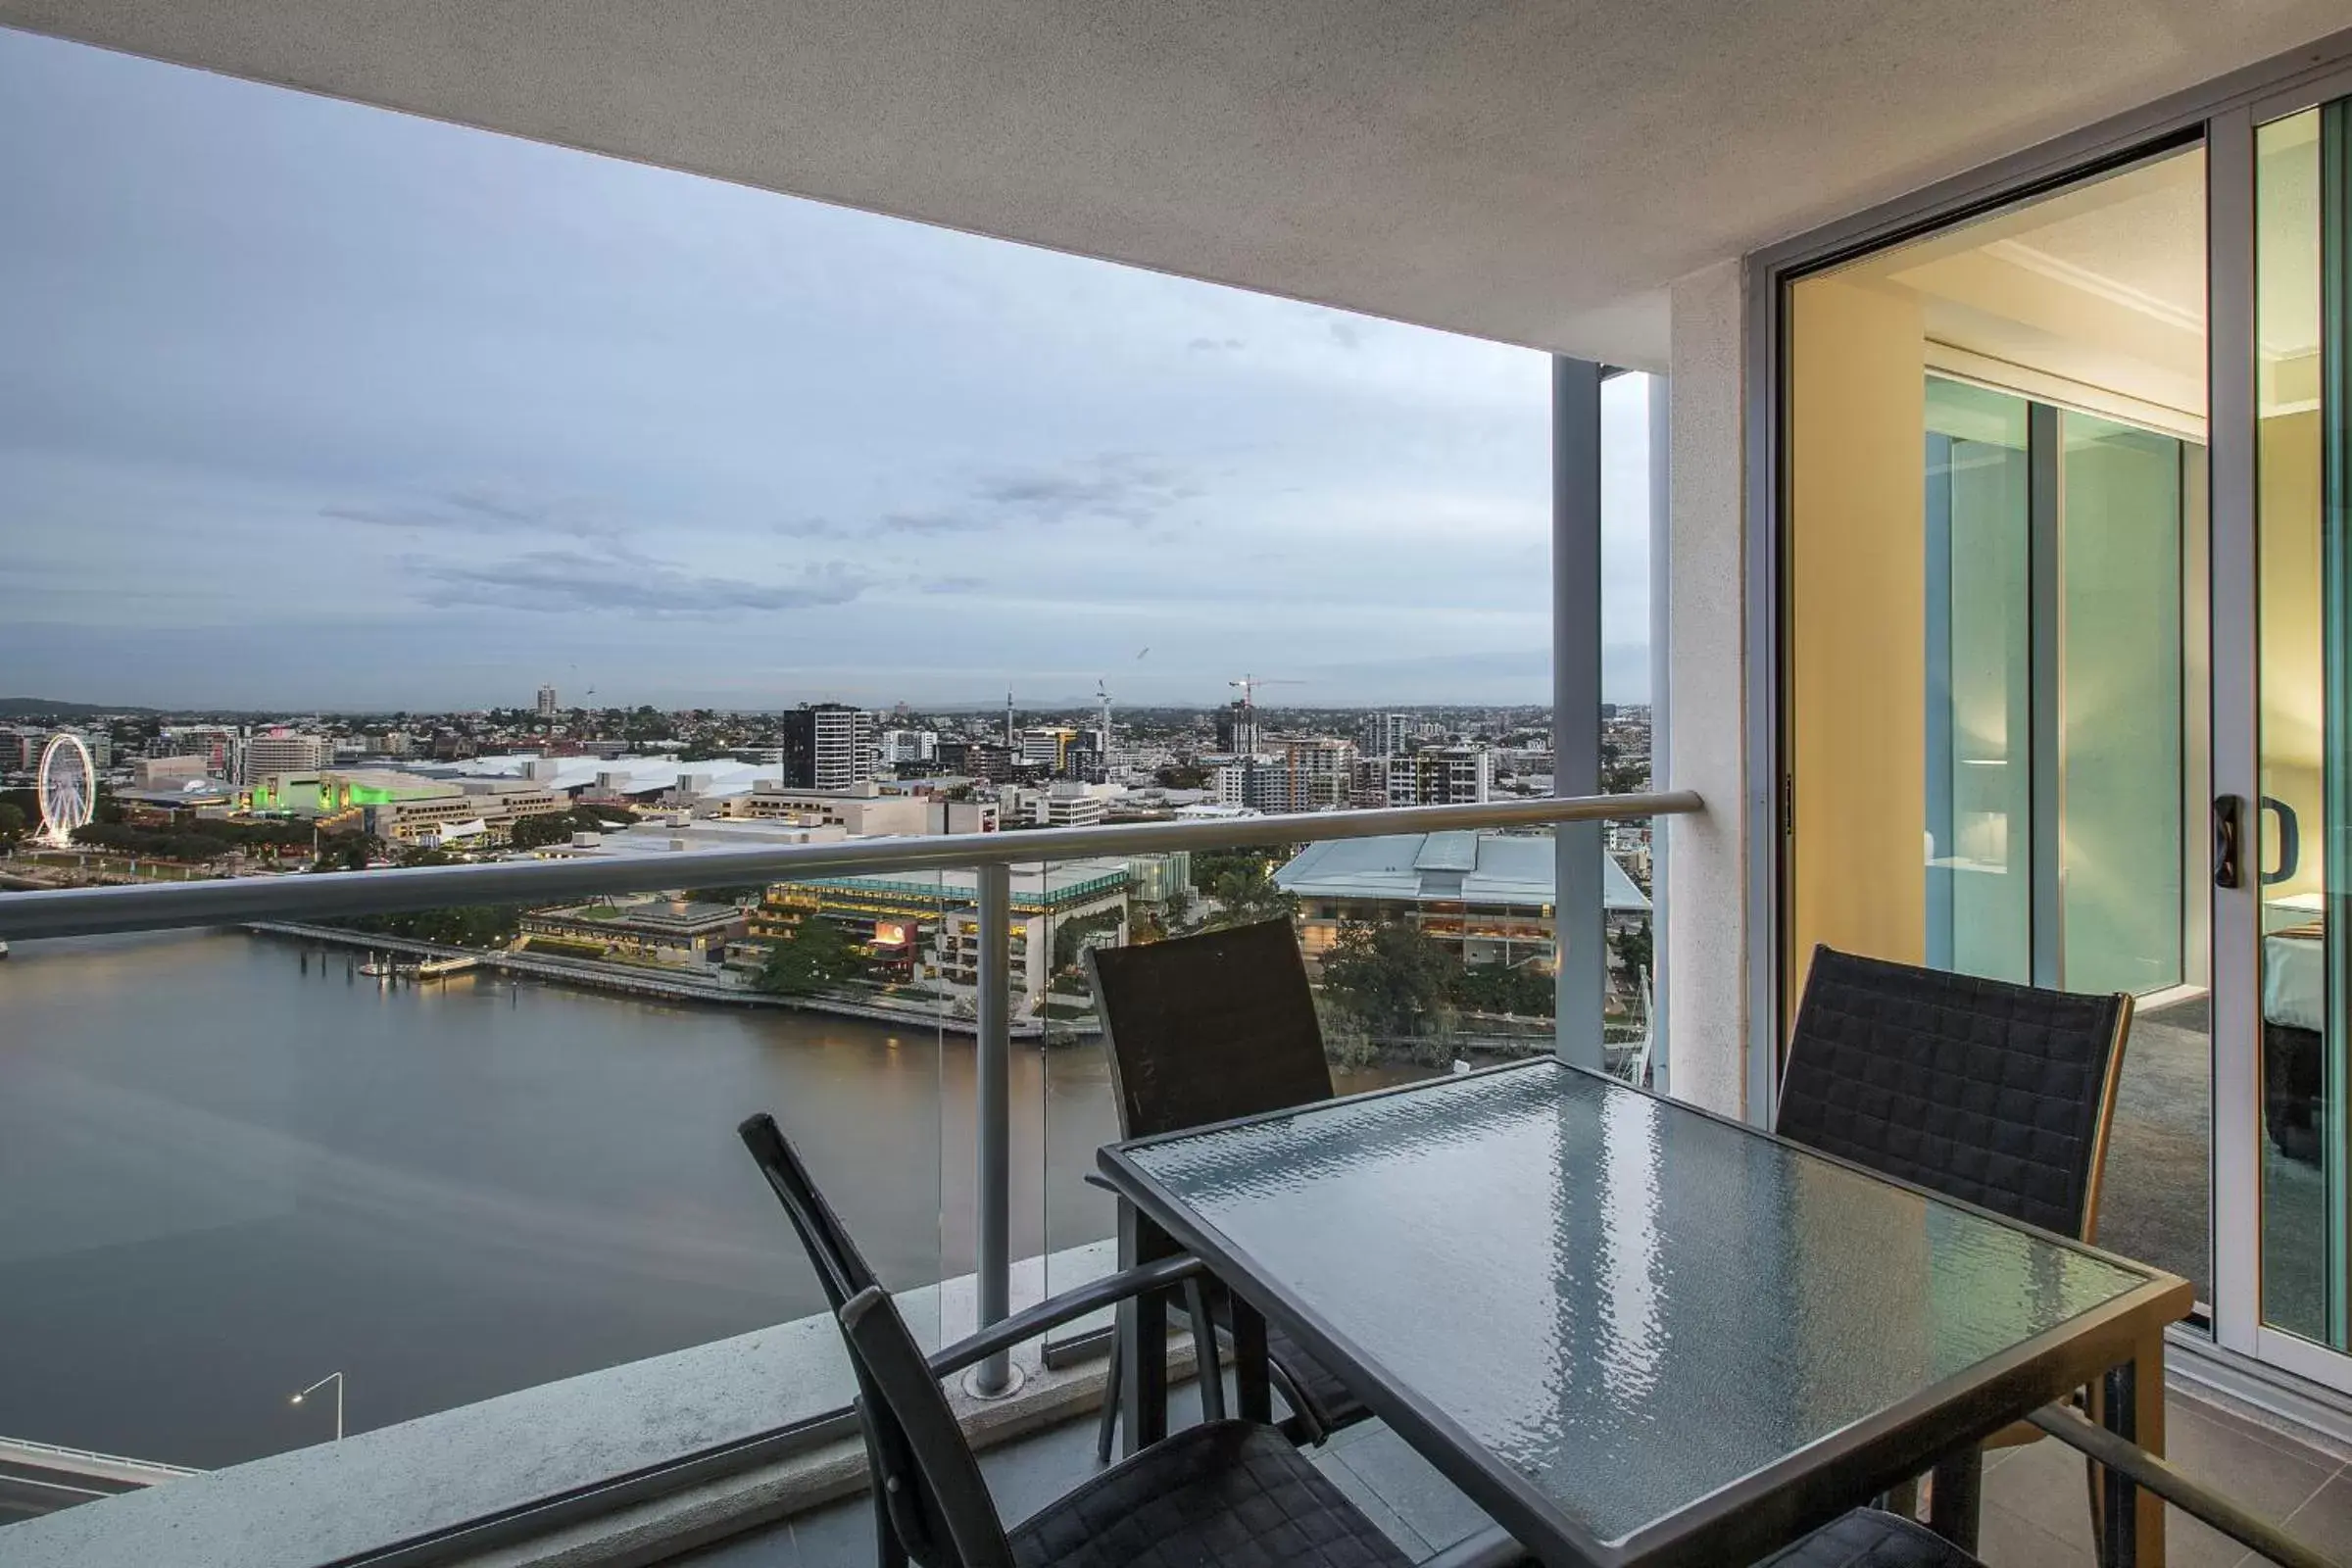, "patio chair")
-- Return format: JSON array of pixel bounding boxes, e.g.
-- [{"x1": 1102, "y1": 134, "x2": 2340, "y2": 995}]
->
[
  {"x1": 737, "y1": 1112, "x2": 1418, "y2": 1568},
  {"x1": 1778, "y1": 945, "x2": 2133, "y2": 1547},
  {"x1": 744, "y1": 1112, "x2": 1982, "y2": 1568},
  {"x1": 1083, "y1": 918, "x2": 1371, "y2": 1457}
]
